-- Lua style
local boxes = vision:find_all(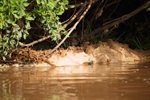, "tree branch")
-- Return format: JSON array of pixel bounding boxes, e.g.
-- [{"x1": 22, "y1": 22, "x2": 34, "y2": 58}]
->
[
  {"x1": 49, "y1": 0, "x2": 93, "y2": 55},
  {"x1": 23, "y1": 35, "x2": 51, "y2": 47},
  {"x1": 85, "y1": 1, "x2": 150, "y2": 40}
]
